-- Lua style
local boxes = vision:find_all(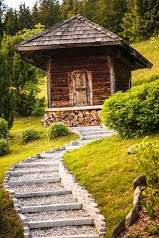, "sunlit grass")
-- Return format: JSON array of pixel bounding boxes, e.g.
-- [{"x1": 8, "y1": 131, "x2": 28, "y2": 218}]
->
[
  {"x1": 64, "y1": 133, "x2": 159, "y2": 237},
  {"x1": 131, "y1": 36, "x2": 159, "y2": 83}
]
